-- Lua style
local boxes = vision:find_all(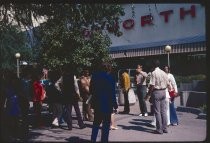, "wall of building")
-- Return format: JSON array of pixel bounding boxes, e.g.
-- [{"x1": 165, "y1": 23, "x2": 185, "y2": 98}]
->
[{"x1": 109, "y1": 4, "x2": 206, "y2": 47}]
